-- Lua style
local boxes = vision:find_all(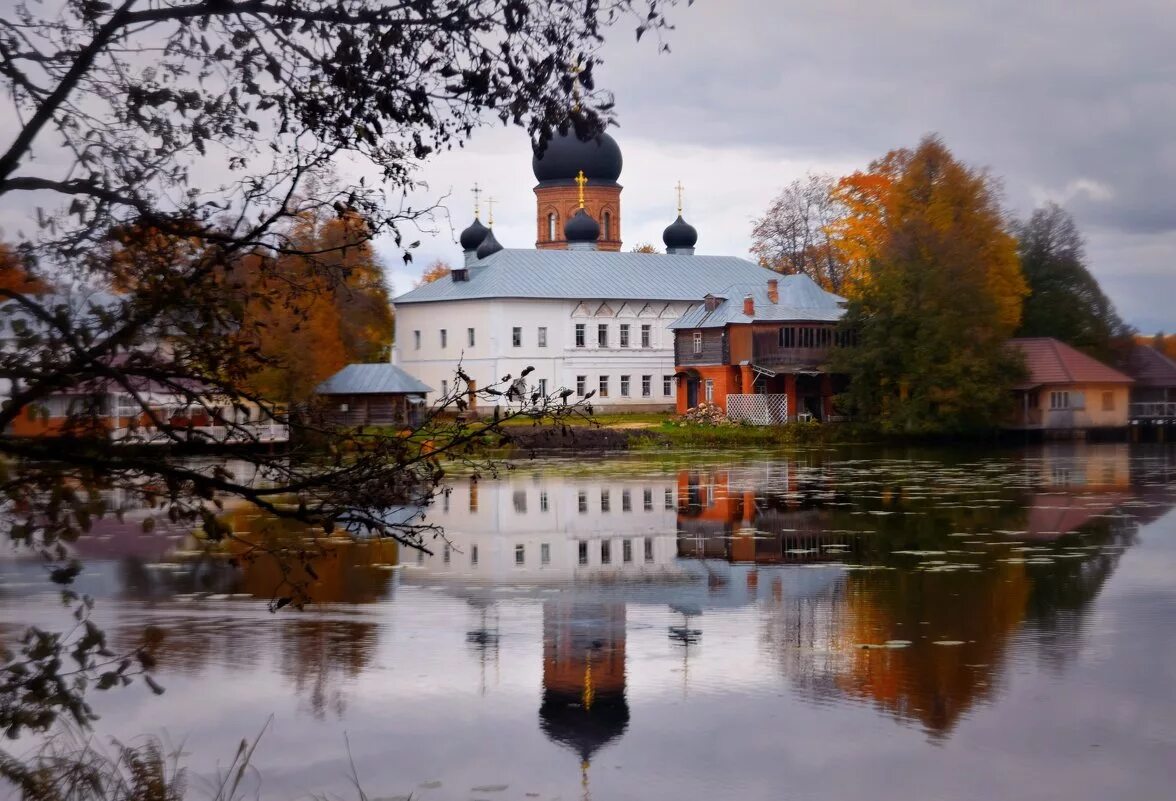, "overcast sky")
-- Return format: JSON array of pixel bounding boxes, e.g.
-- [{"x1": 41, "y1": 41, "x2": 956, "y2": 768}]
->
[{"x1": 384, "y1": 0, "x2": 1176, "y2": 333}]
